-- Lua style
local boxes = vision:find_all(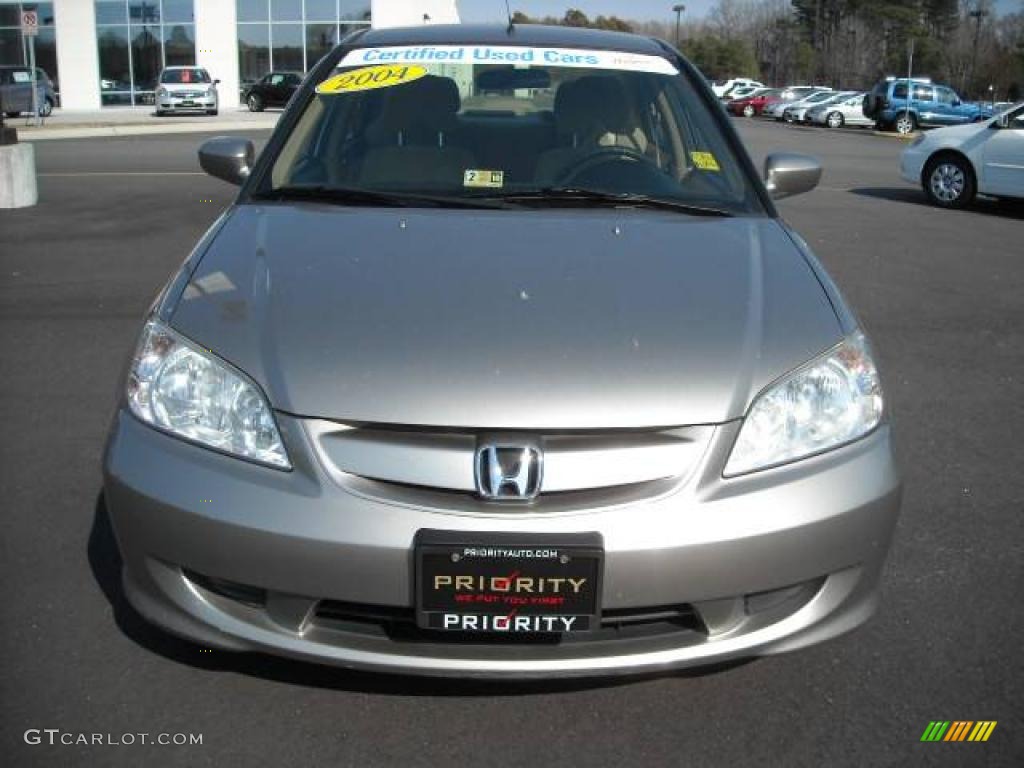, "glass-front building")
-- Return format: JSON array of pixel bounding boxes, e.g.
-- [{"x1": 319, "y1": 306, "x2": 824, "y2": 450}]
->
[
  {"x1": 0, "y1": 2, "x2": 59, "y2": 97},
  {"x1": 0, "y1": 1, "x2": 460, "y2": 110},
  {"x1": 237, "y1": 1, "x2": 369, "y2": 99},
  {"x1": 95, "y1": 0, "x2": 196, "y2": 105}
]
